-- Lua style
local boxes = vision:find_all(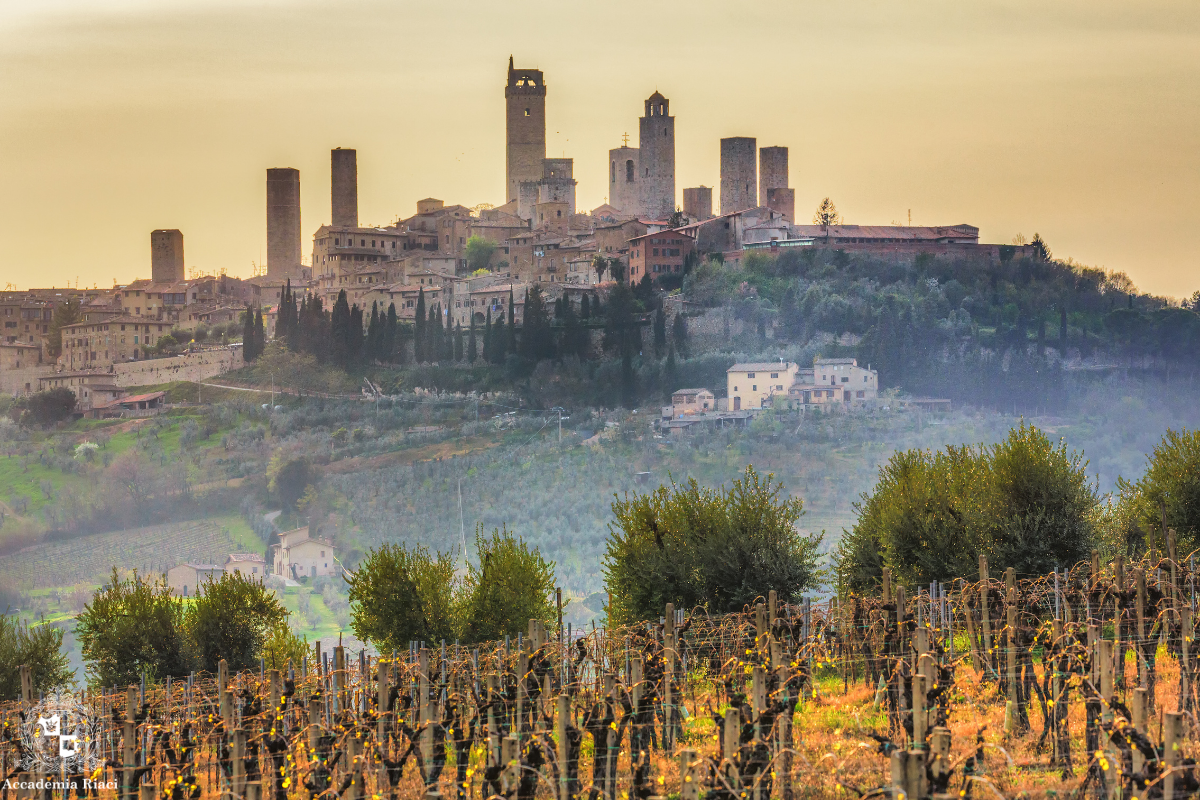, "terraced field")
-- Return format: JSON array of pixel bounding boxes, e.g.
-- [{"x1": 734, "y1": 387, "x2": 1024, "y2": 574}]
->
[{"x1": 0, "y1": 517, "x2": 260, "y2": 591}]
